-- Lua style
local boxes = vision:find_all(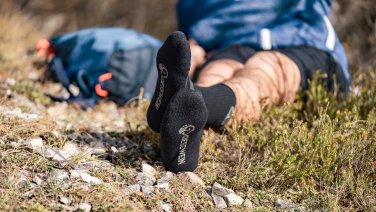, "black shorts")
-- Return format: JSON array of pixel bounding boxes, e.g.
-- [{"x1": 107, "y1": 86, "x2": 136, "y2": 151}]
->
[{"x1": 192, "y1": 45, "x2": 349, "y2": 94}]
